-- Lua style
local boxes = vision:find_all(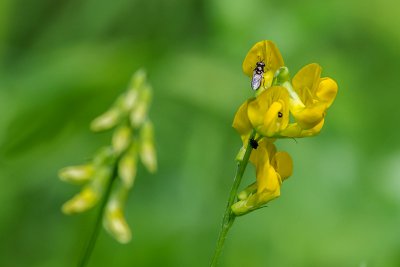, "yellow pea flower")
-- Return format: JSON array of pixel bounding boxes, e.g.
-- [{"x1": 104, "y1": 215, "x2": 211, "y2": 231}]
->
[
  {"x1": 286, "y1": 63, "x2": 338, "y2": 130},
  {"x1": 231, "y1": 140, "x2": 293, "y2": 216},
  {"x1": 242, "y1": 40, "x2": 284, "y2": 91},
  {"x1": 233, "y1": 86, "x2": 290, "y2": 141},
  {"x1": 211, "y1": 40, "x2": 340, "y2": 265}
]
